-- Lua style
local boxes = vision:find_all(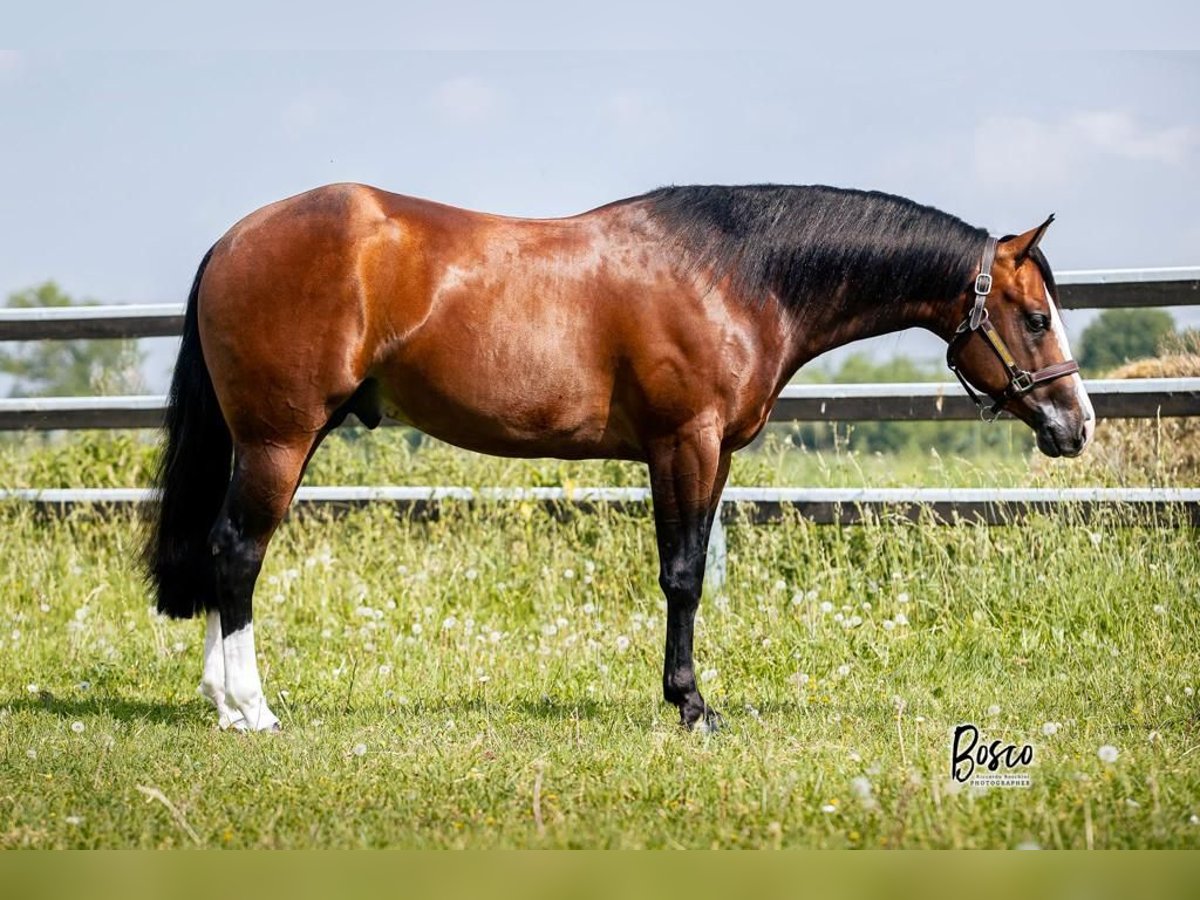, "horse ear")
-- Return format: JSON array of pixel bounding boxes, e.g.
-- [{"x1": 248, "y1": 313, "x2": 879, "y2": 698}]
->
[{"x1": 1001, "y1": 214, "x2": 1055, "y2": 267}]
